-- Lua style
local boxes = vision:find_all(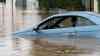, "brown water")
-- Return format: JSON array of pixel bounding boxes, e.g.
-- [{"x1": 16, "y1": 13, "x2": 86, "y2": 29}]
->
[
  {"x1": 0, "y1": 3, "x2": 99, "y2": 56},
  {"x1": 15, "y1": 8, "x2": 100, "y2": 56}
]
